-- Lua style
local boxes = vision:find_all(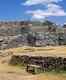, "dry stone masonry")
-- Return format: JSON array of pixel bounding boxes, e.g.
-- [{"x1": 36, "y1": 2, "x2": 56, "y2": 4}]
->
[{"x1": 10, "y1": 55, "x2": 66, "y2": 72}]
